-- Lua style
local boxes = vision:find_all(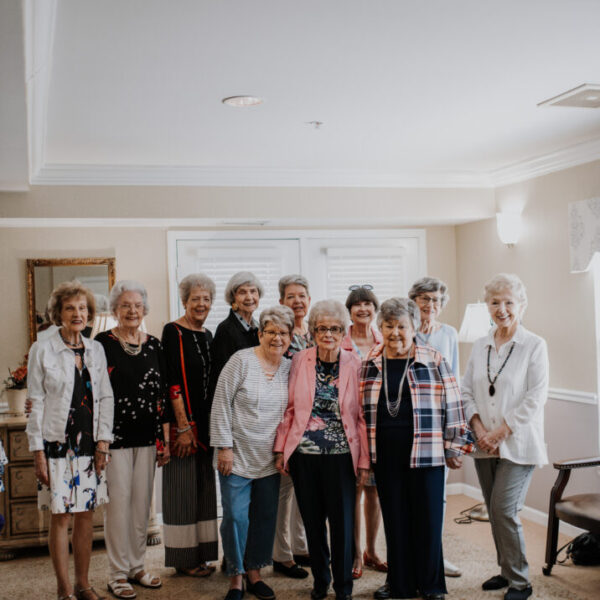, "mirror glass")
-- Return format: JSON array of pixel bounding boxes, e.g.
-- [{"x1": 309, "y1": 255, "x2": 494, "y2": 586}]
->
[{"x1": 27, "y1": 258, "x2": 116, "y2": 344}]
